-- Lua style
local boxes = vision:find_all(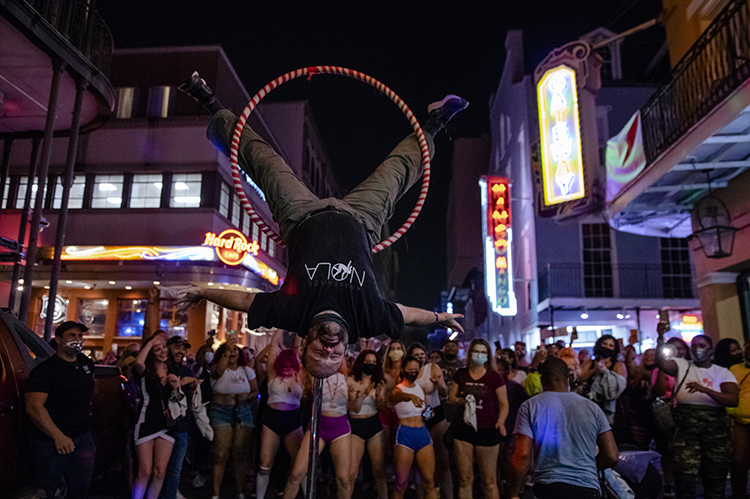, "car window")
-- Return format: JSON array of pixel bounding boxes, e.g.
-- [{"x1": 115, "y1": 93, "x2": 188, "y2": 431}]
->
[{"x1": 0, "y1": 312, "x2": 53, "y2": 371}]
